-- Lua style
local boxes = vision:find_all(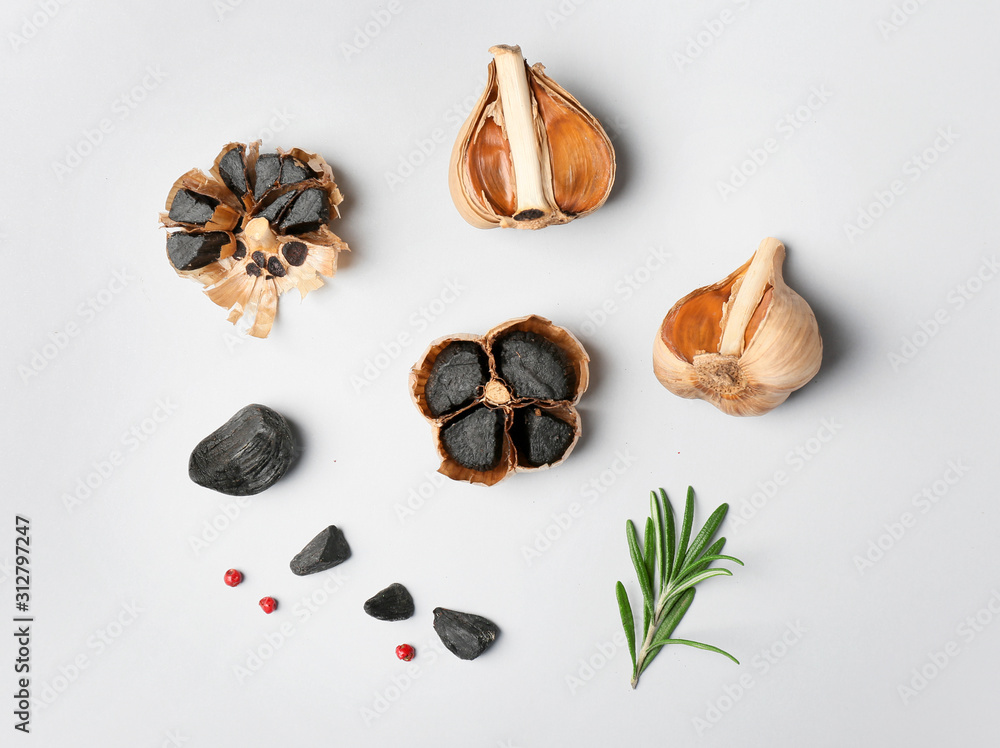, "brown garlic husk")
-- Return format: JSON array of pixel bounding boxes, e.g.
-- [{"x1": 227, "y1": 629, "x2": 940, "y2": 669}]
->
[
  {"x1": 653, "y1": 238, "x2": 822, "y2": 417},
  {"x1": 449, "y1": 44, "x2": 616, "y2": 230},
  {"x1": 410, "y1": 315, "x2": 590, "y2": 486}
]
